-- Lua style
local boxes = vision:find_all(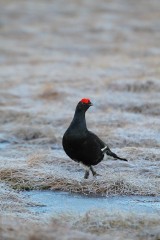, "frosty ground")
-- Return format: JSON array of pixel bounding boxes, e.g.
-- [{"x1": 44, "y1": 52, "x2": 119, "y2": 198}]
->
[{"x1": 0, "y1": 0, "x2": 160, "y2": 239}]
